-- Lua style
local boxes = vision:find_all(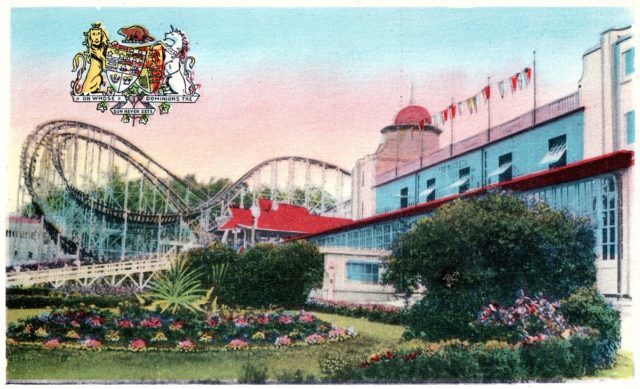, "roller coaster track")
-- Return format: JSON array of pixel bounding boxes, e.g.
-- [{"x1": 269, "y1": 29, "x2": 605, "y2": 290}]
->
[{"x1": 12, "y1": 120, "x2": 352, "y2": 287}]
